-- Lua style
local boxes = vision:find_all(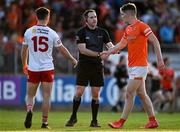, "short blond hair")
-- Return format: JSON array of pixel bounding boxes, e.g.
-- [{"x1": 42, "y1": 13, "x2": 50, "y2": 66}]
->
[{"x1": 120, "y1": 3, "x2": 137, "y2": 15}]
